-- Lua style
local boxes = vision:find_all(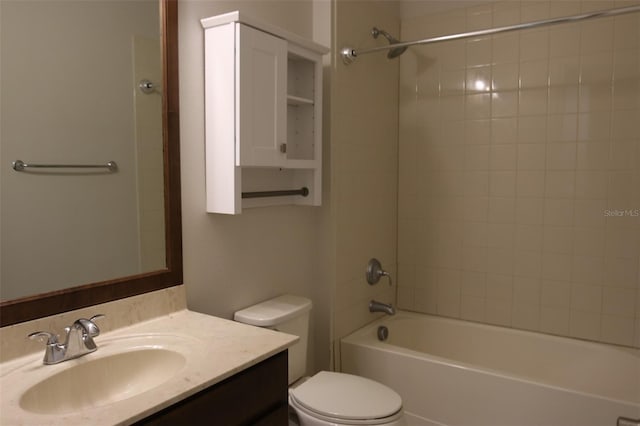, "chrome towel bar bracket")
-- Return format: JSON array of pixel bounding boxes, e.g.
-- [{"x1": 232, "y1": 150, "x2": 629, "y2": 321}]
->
[{"x1": 12, "y1": 160, "x2": 118, "y2": 172}]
